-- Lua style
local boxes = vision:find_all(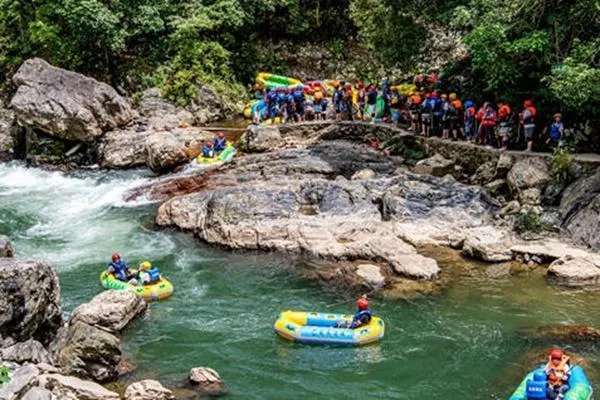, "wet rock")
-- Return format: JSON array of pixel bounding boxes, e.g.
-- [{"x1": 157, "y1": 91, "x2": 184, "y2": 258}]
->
[
  {"x1": 21, "y1": 386, "x2": 54, "y2": 400},
  {"x1": 1, "y1": 339, "x2": 52, "y2": 364},
  {"x1": 0, "y1": 364, "x2": 39, "y2": 400},
  {"x1": 239, "y1": 125, "x2": 283, "y2": 153},
  {"x1": 462, "y1": 226, "x2": 514, "y2": 262},
  {"x1": 522, "y1": 325, "x2": 600, "y2": 343},
  {"x1": 145, "y1": 132, "x2": 188, "y2": 174},
  {"x1": 38, "y1": 373, "x2": 120, "y2": 400},
  {"x1": 413, "y1": 154, "x2": 454, "y2": 177},
  {"x1": 124, "y1": 380, "x2": 174, "y2": 400},
  {"x1": 560, "y1": 170, "x2": 600, "y2": 250},
  {"x1": 55, "y1": 321, "x2": 121, "y2": 383},
  {"x1": 548, "y1": 256, "x2": 600, "y2": 285},
  {"x1": 70, "y1": 290, "x2": 147, "y2": 333},
  {"x1": 188, "y1": 367, "x2": 226, "y2": 396},
  {"x1": 351, "y1": 169, "x2": 376, "y2": 181},
  {"x1": 137, "y1": 88, "x2": 194, "y2": 130},
  {"x1": 355, "y1": 264, "x2": 386, "y2": 290},
  {"x1": 10, "y1": 58, "x2": 134, "y2": 142},
  {"x1": 116, "y1": 358, "x2": 136, "y2": 377},
  {"x1": 0, "y1": 235, "x2": 14, "y2": 257},
  {"x1": 470, "y1": 161, "x2": 497, "y2": 185},
  {"x1": 0, "y1": 259, "x2": 61, "y2": 344},
  {"x1": 507, "y1": 158, "x2": 550, "y2": 205}
]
